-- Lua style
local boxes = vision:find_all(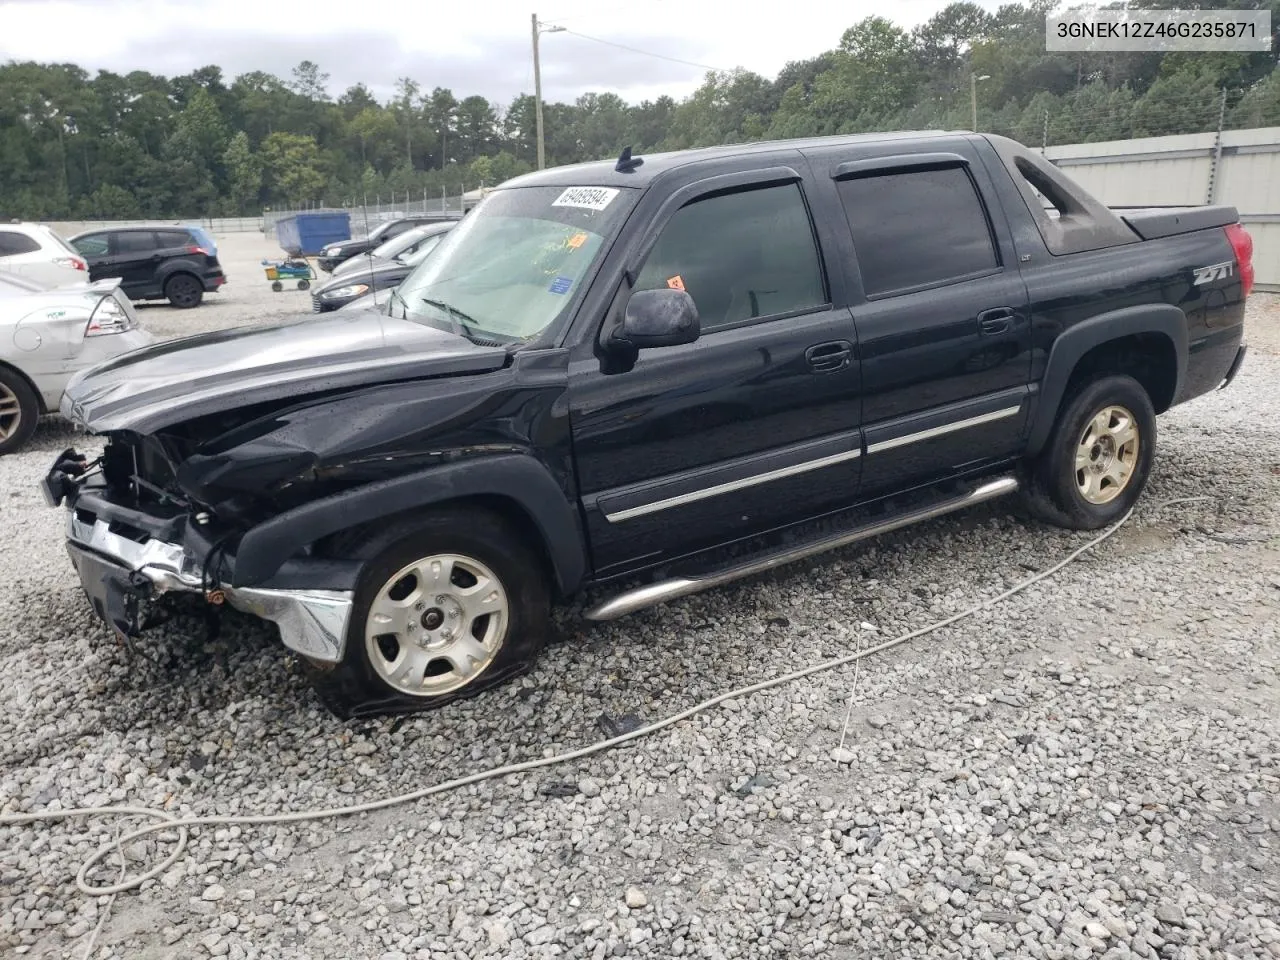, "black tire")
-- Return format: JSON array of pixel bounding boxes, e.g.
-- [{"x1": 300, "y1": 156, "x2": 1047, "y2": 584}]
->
[
  {"x1": 164, "y1": 273, "x2": 204, "y2": 309},
  {"x1": 297, "y1": 279, "x2": 310, "y2": 291},
  {"x1": 309, "y1": 509, "x2": 551, "y2": 718},
  {"x1": 0, "y1": 366, "x2": 40, "y2": 456},
  {"x1": 1022, "y1": 374, "x2": 1156, "y2": 530}
]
